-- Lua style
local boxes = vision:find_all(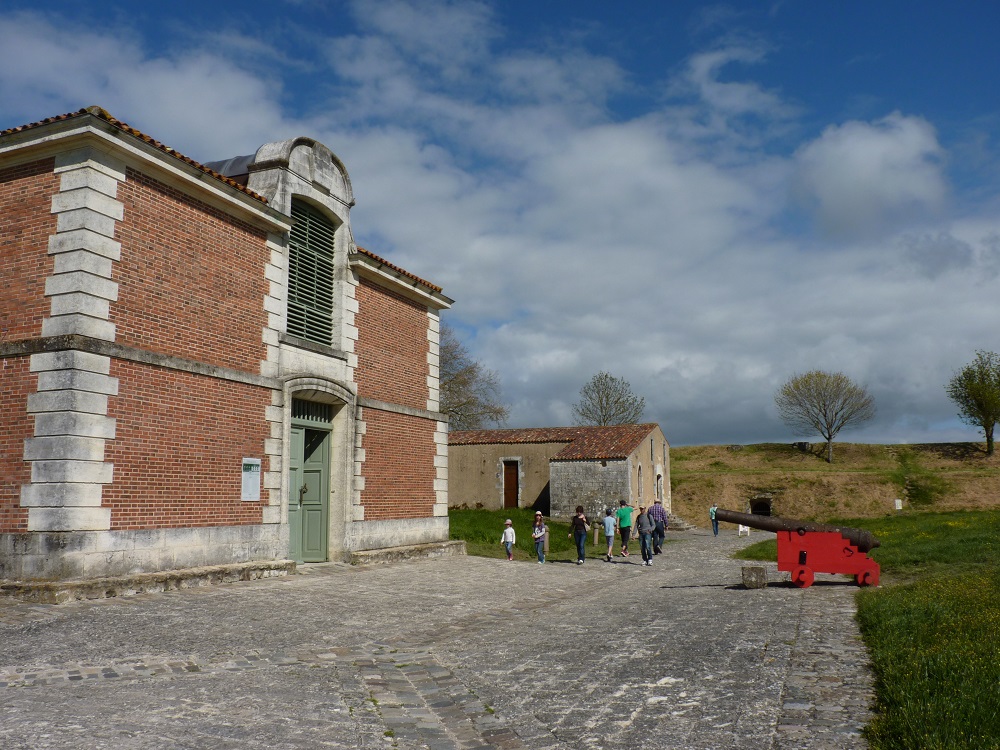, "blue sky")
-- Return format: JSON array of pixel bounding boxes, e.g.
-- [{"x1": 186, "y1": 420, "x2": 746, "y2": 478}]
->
[{"x1": 3, "y1": 1, "x2": 1000, "y2": 446}]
